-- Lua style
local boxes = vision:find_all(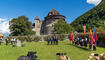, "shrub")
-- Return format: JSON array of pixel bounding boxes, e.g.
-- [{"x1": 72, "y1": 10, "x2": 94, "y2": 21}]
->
[
  {"x1": 8, "y1": 36, "x2": 12, "y2": 43},
  {"x1": 18, "y1": 36, "x2": 25, "y2": 43},
  {"x1": 25, "y1": 35, "x2": 32, "y2": 42},
  {"x1": 33, "y1": 36, "x2": 41, "y2": 42},
  {"x1": 97, "y1": 32, "x2": 105, "y2": 47},
  {"x1": 76, "y1": 33, "x2": 89, "y2": 39},
  {"x1": 43, "y1": 36, "x2": 49, "y2": 41},
  {"x1": 57, "y1": 34, "x2": 65, "y2": 41}
]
